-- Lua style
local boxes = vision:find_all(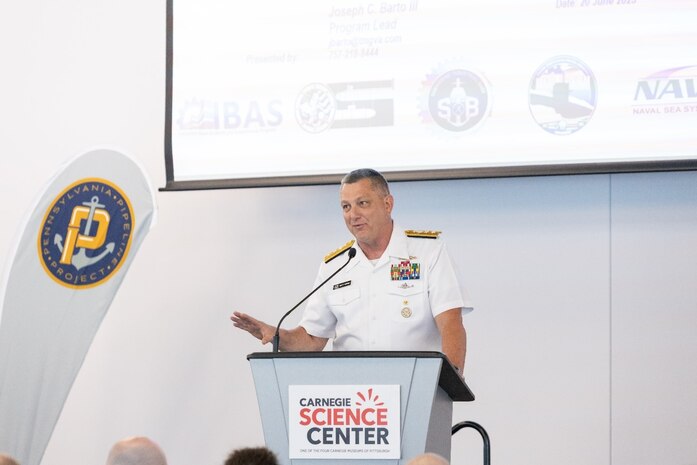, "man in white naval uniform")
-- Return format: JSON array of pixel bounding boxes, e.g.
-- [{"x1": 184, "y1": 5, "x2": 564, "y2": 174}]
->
[{"x1": 231, "y1": 169, "x2": 471, "y2": 372}]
